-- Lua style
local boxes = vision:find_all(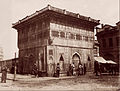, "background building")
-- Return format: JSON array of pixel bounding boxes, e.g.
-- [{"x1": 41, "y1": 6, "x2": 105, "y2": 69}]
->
[
  {"x1": 12, "y1": 5, "x2": 99, "y2": 76},
  {"x1": 0, "y1": 47, "x2": 3, "y2": 72},
  {"x1": 96, "y1": 22, "x2": 120, "y2": 65},
  {"x1": 0, "y1": 47, "x2": 3, "y2": 61},
  {"x1": 93, "y1": 40, "x2": 99, "y2": 57}
]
